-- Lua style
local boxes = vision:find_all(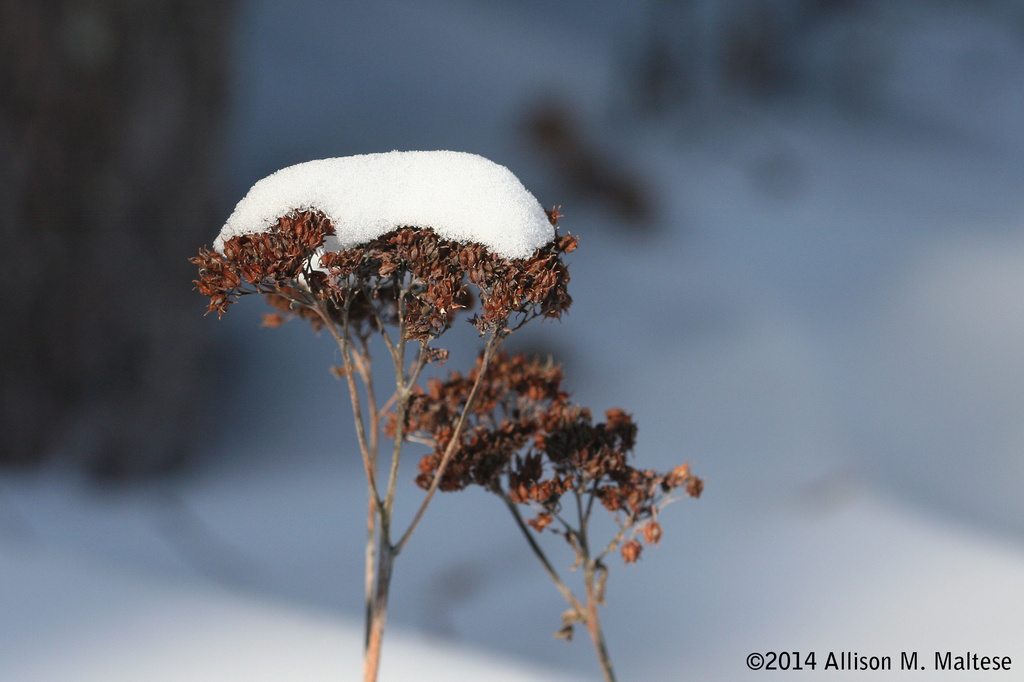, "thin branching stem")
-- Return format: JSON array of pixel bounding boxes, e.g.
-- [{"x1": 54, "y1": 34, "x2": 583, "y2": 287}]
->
[
  {"x1": 382, "y1": 291, "x2": 409, "y2": 521},
  {"x1": 355, "y1": 335, "x2": 379, "y2": 461},
  {"x1": 595, "y1": 521, "x2": 633, "y2": 564},
  {"x1": 405, "y1": 341, "x2": 430, "y2": 393},
  {"x1": 574, "y1": 488, "x2": 588, "y2": 554},
  {"x1": 364, "y1": 490, "x2": 376, "y2": 648},
  {"x1": 312, "y1": 295, "x2": 389, "y2": 659},
  {"x1": 315, "y1": 304, "x2": 383, "y2": 514},
  {"x1": 353, "y1": 337, "x2": 380, "y2": 651},
  {"x1": 393, "y1": 331, "x2": 501, "y2": 555},
  {"x1": 503, "y1": 480, "x2": 617, "y2": 682},
  {"x1": 572, "y1": 487, "x2": 616, "y2": 682},
  {"x1": 500, "y1": 492, "x2": 584, "y2": 615},
  {"x1": 584, "y1": 478, "x2": 598, "y2": 527},
  {"x1": 363, "y1": 285, "x2": 417, "y2": 682}
]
